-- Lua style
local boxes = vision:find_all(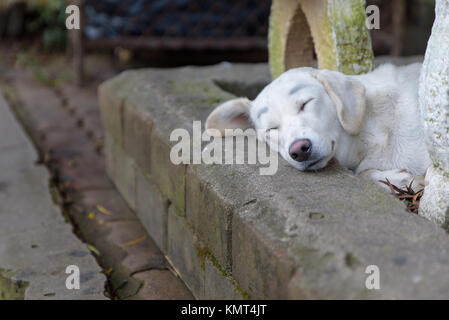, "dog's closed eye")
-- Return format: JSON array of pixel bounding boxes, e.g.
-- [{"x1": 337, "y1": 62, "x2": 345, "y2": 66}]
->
[
  {"x1": 265, "y1": 126, "x2": 279, "y2": 133},
  {"x1": 299, "y1": 98, "x2": 314, "y2": 112}
]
